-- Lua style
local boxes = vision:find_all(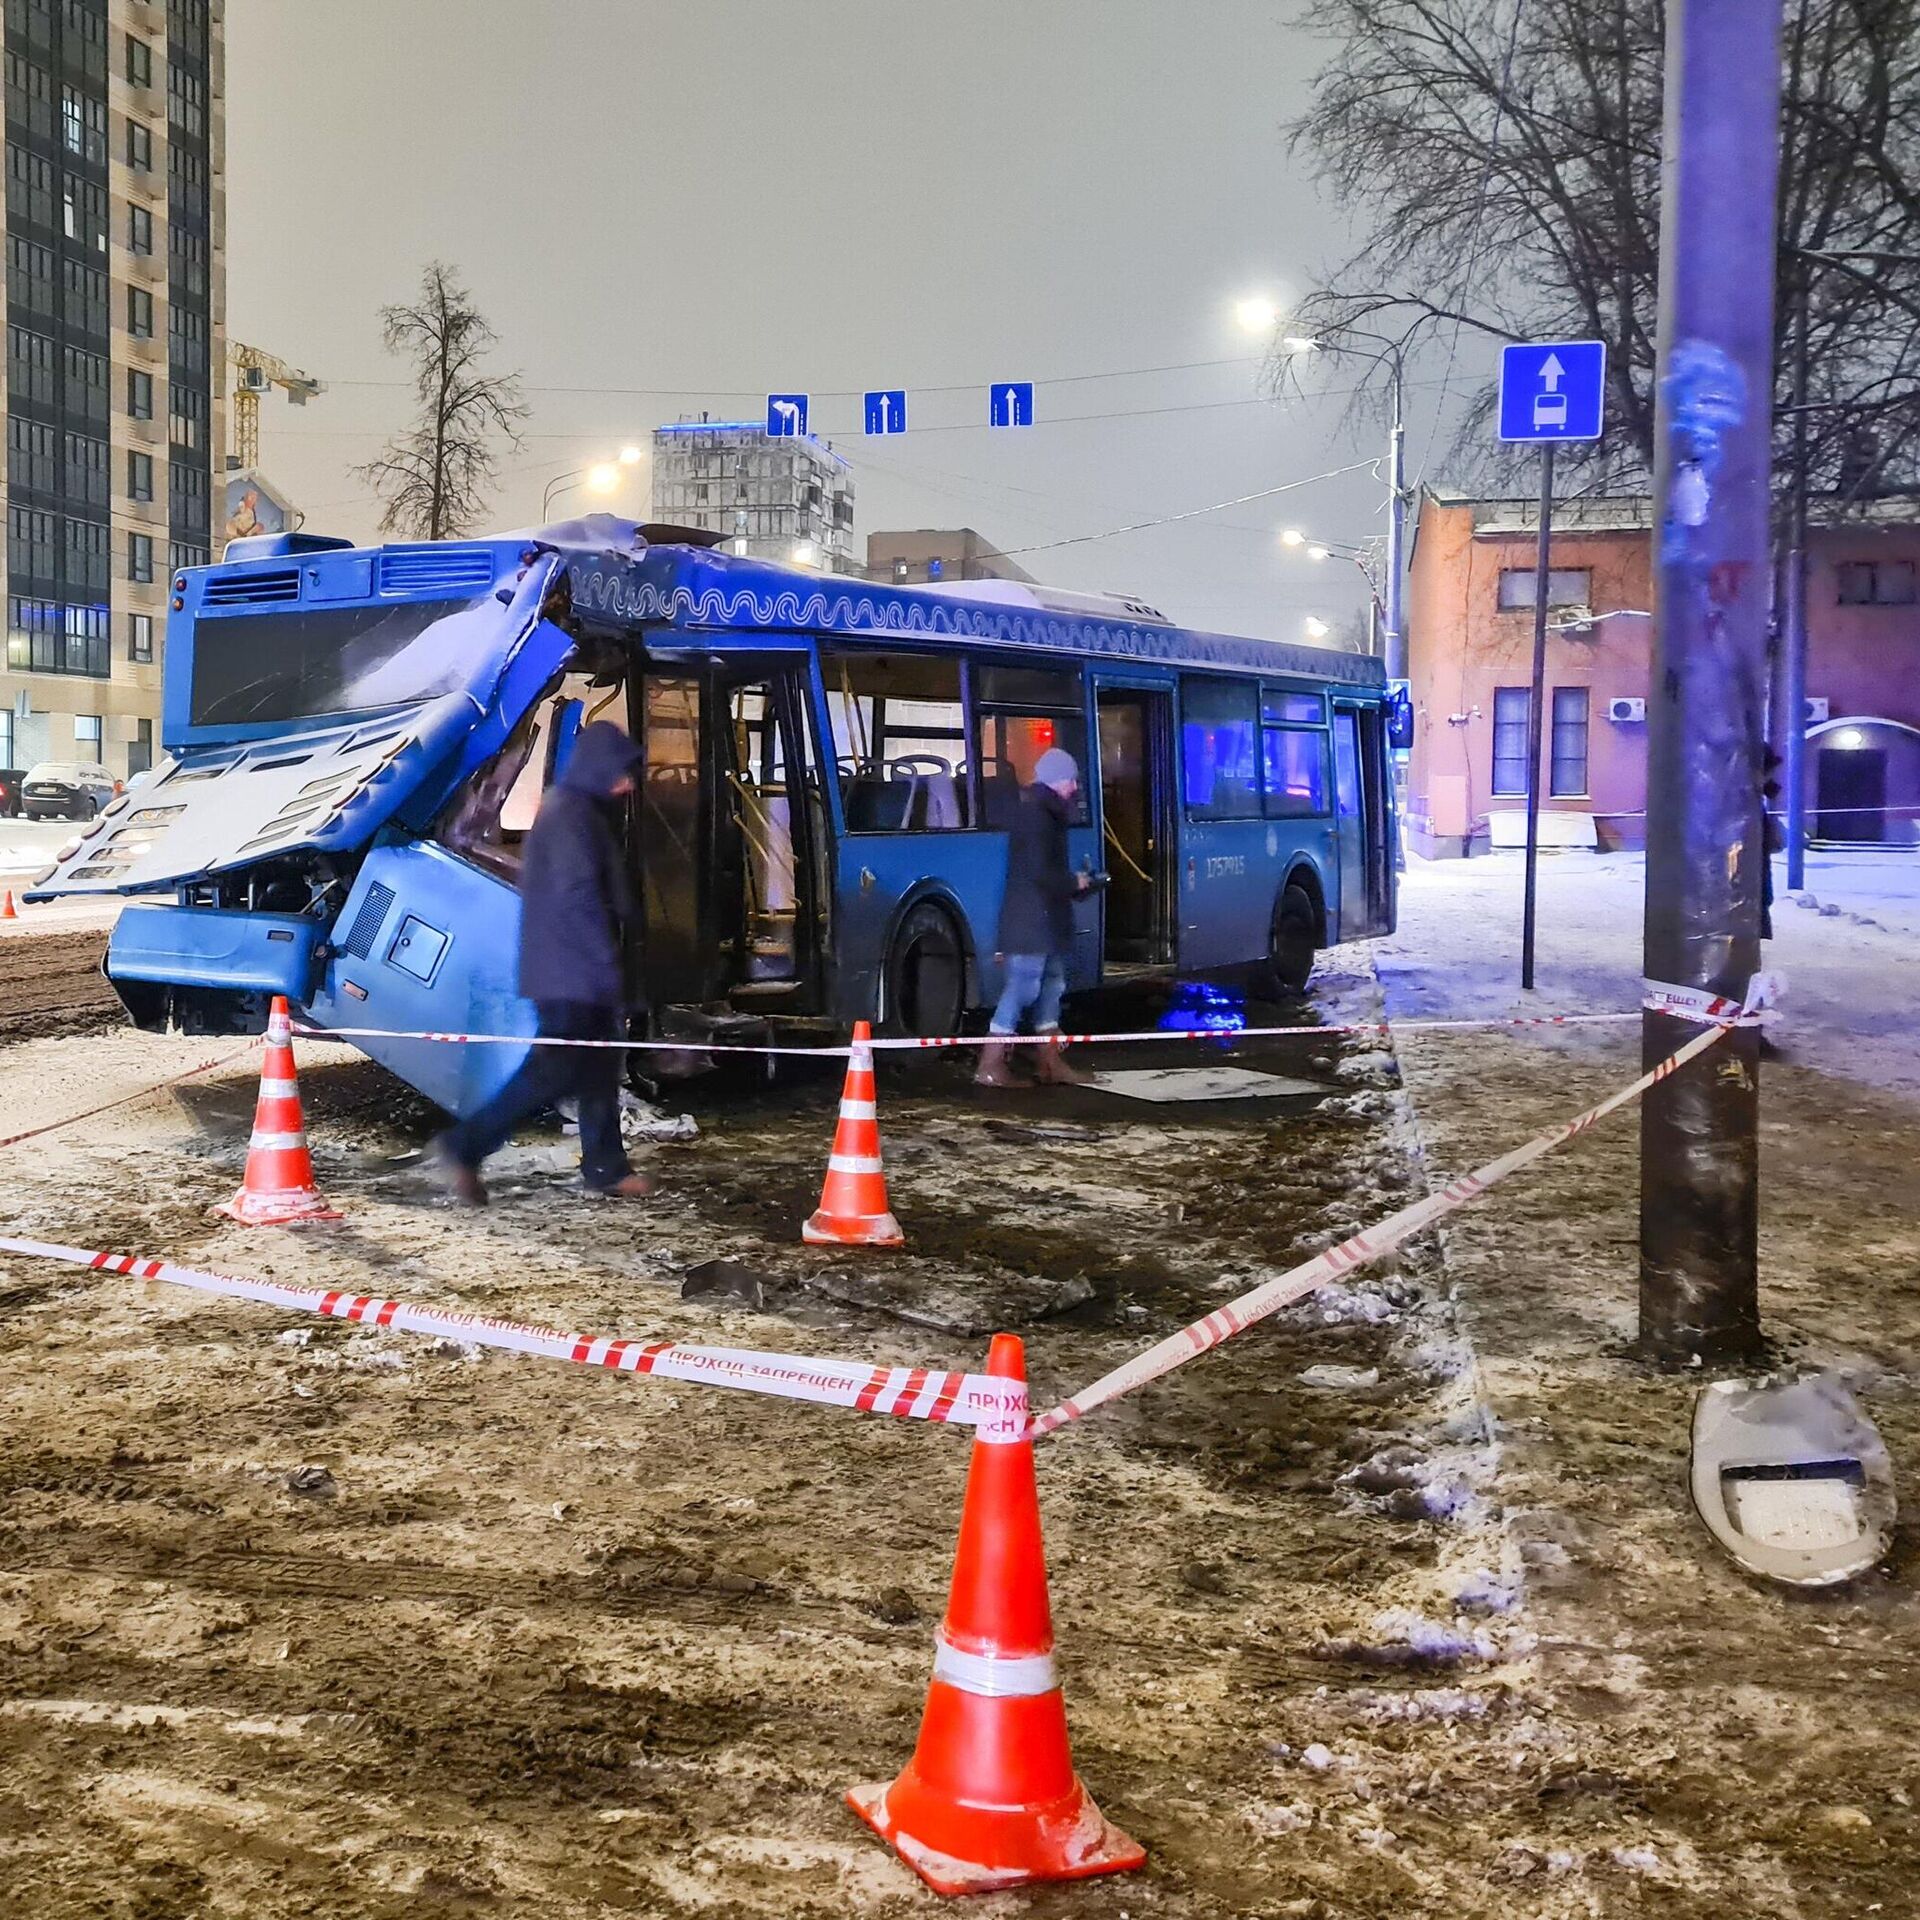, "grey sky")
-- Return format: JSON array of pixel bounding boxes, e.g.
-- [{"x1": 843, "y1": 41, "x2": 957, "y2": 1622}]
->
[{"x1": 226, "y1": 0, "x2": 1461, "y2": 641}]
